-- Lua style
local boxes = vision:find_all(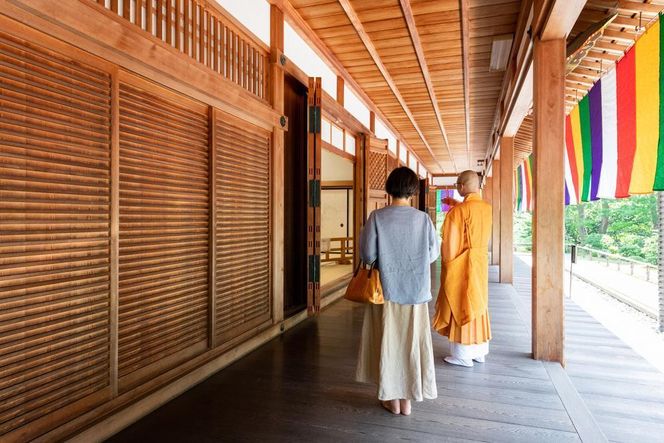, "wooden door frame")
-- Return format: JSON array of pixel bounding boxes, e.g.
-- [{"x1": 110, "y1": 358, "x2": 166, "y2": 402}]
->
[{"x1": 306, "y1": 77, "x2": 322, "y2": 315}]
